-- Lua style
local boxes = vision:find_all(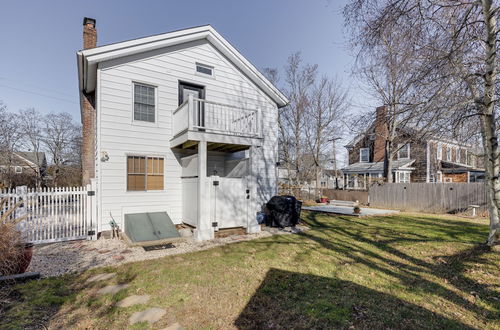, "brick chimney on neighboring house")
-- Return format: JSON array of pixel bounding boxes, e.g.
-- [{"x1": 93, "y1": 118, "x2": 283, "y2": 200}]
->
[
  {"x1": 373, "y1": 106, "x2": 388, "y2": 162},
  {"x1": 81, "y1": 17, "x2": 97, "y2": 185}
]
